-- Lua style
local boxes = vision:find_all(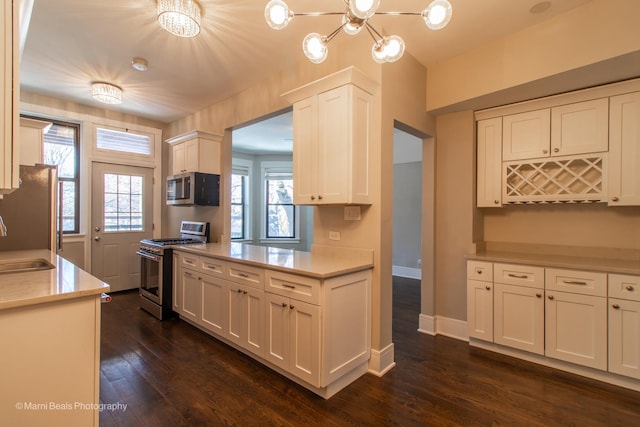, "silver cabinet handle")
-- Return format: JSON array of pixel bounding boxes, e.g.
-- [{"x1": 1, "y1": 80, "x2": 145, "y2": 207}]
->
[
  {"x1": 562, "y1": 280, "x2": 587, "y2": 285},
  {"x1": 612, "y1": 304, "x2": 620, "y2": 309},
  {"x1": 508, "y1": 273, "x2": 528, "y2": 279}
]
